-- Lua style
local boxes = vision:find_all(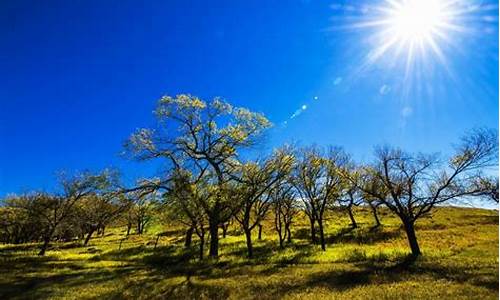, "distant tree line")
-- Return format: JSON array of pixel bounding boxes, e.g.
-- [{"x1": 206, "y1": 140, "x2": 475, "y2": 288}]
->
[{"x1": 1, "y1": 95, "x2": 498, "y2": 260}]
